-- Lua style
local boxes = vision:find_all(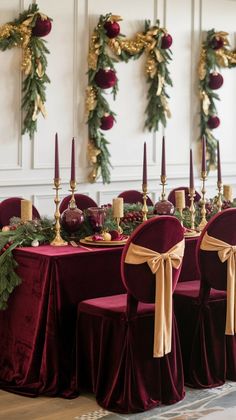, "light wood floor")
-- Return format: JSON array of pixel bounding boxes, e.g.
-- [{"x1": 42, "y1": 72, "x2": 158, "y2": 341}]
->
[{"x1": 0, "y1": 390, "x2": 102, "y2": 420}]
